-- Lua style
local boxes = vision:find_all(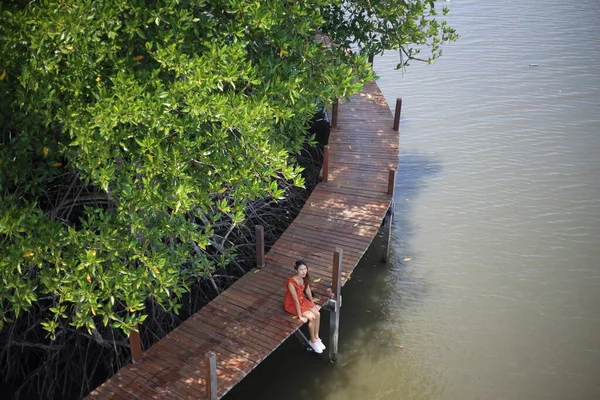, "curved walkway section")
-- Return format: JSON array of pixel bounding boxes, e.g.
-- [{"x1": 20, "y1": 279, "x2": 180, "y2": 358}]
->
[{"x1": 88, "y1": 80, "x2": 399, "y2": 399}]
